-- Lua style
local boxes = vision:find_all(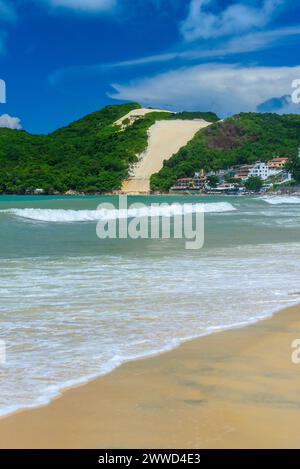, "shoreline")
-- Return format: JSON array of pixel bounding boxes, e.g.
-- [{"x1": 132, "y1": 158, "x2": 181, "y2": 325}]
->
[
  {"x1": 1, "y1": 191, "x2": 300, "y2": 198},
  {"x1": 0, "y1": 305, "x2": 287, "y2": 420},
  {"x1": 1, "y1": 303, "x2": 300, "y2": 448},
  {"x1": 0, "y1": 295, "x2": 299, "y2": 421}
]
